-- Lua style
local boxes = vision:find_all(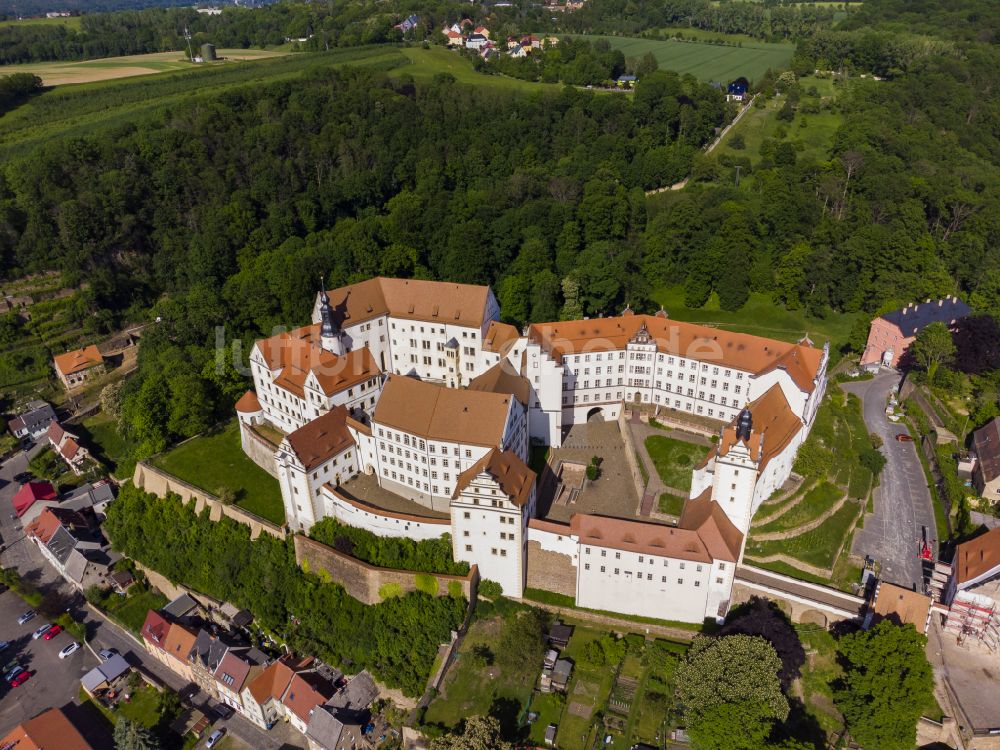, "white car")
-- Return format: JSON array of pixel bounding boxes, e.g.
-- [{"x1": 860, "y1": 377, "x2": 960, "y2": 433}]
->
[
  {"x1": 31, "y1": 624, "x2": 51, "y2": 640},
  {"x1": 205, "y1": 729, "x2": 225, "y2": 749},
  {"x1": 58, "y1": 642, "x2": 81, "y2": 659},
  {"x1": 98, "y1": 649, "x2": 118, "y2": 661},
  {"x1": 17, "y1": 611, "x2": 35, "y2": 625}
]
